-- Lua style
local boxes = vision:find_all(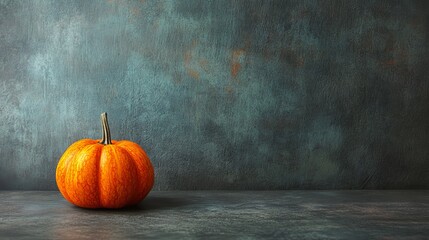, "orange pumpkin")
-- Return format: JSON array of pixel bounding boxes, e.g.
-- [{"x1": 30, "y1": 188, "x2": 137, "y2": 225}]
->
[{"x1": 56, "y1": 112, "x2": 154, "y2": 208}]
